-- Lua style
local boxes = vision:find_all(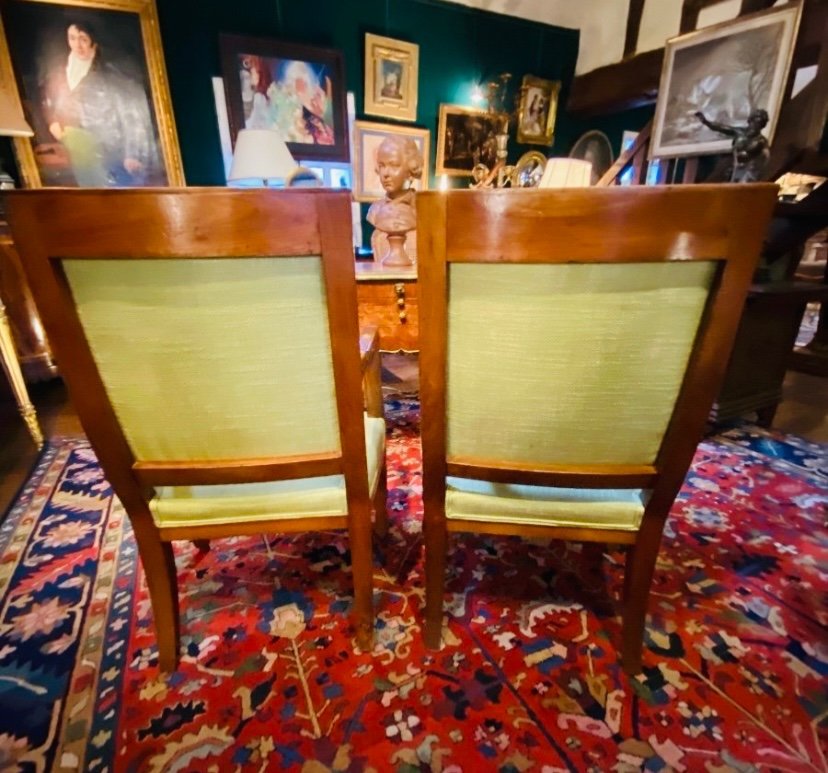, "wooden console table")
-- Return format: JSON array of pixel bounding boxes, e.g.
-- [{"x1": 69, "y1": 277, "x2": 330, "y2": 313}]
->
[{"x1": 355, "y1": 262, "x2": 418, "y2": 352}]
